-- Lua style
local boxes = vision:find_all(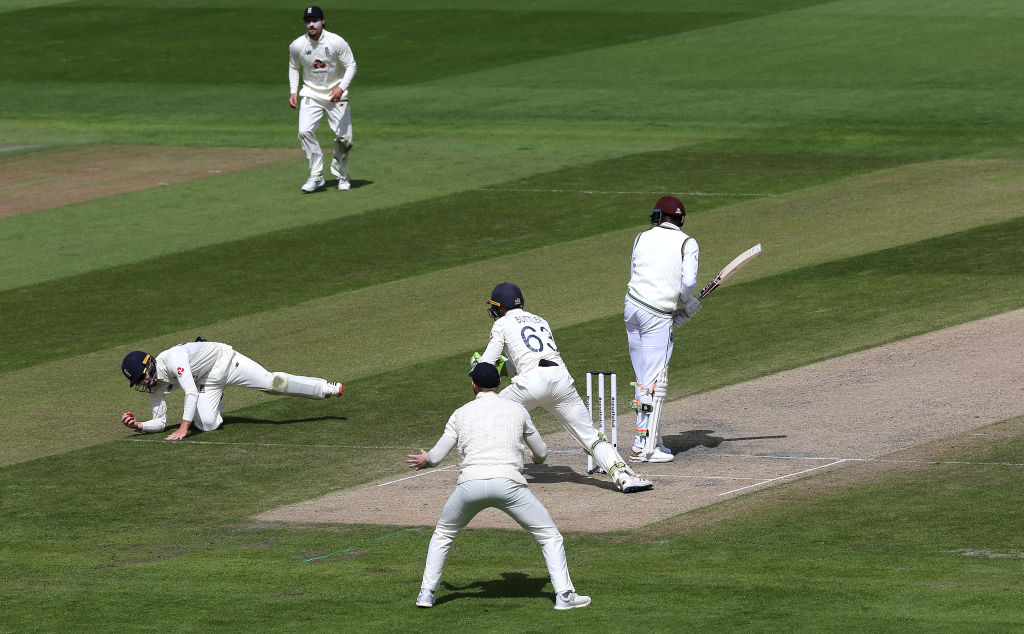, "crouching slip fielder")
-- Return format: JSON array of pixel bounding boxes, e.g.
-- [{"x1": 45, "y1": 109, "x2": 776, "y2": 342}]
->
[
  {"x1": 478, "y1": 283, "x2": 653, "y2": 493},
  {"x1": 624, "y1": 196, "x2": 702, "y2": 463},
  {"x1": 407, "y1": 362, "x2": 590, "y2": 611},
  {"x1": 120, "y1": 339, "x2": 343, "y2": 440}
]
